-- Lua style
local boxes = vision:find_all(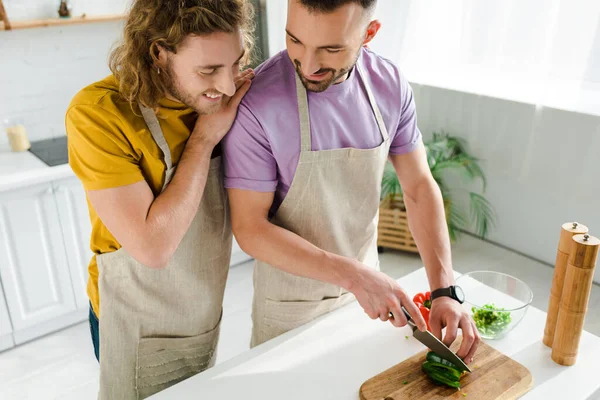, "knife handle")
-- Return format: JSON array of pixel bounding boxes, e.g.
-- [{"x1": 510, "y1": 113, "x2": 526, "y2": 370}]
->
[
  {"x1": 401, "y1": 307, "x2": 411, "y2": 321},
  {"x1": 390, "y1": 307, "x2": 417, "y2": 329}
]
